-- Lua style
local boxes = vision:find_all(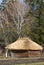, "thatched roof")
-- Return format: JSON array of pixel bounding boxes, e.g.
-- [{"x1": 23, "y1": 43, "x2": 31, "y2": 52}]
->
[{"x1": 5, "y1": 37, "x2": 43, "y2": 50}]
